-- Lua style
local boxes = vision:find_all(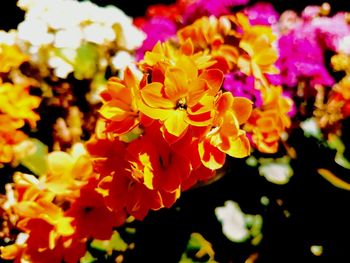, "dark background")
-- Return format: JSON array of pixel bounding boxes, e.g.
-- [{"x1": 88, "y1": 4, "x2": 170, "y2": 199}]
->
[{"x1": 1, "y1": 1, "x2": 350, "y2": 263}]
